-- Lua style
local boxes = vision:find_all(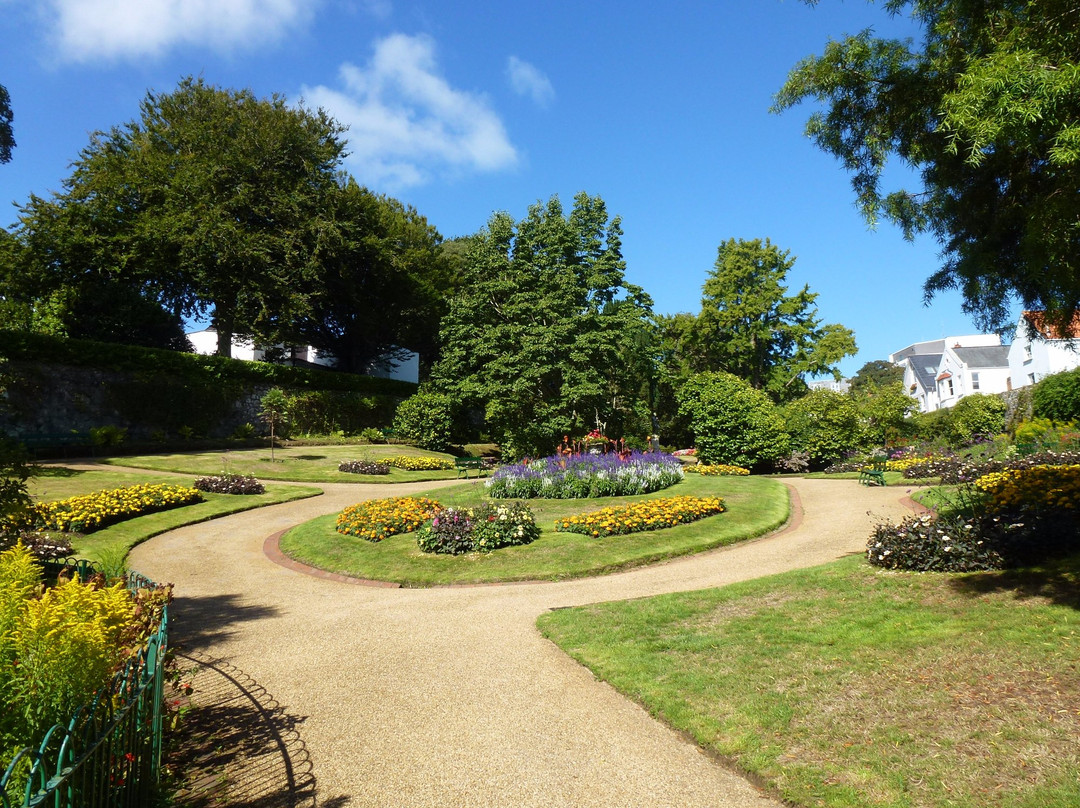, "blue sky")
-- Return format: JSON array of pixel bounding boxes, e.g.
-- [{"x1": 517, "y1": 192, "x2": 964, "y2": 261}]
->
[{"x1": 0, "y1": 0, "x2": 1018, "y2": 376}]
